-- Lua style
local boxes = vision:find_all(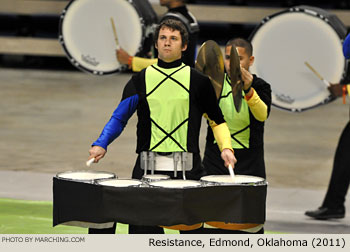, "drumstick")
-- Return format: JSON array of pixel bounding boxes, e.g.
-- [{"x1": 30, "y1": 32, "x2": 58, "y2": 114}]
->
[
  {"x1": 304, "y1": 61, "x2": 330, "y2": 87},
  {"x1": 86, "y1": 158, "x2": 95, "y2": 167},
  {"x1": 228, "y1": 164, "x2": 235, "y2": 180},
  {"x1": 110, "y1": 17, "x2": 120, "y2": 50}
]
